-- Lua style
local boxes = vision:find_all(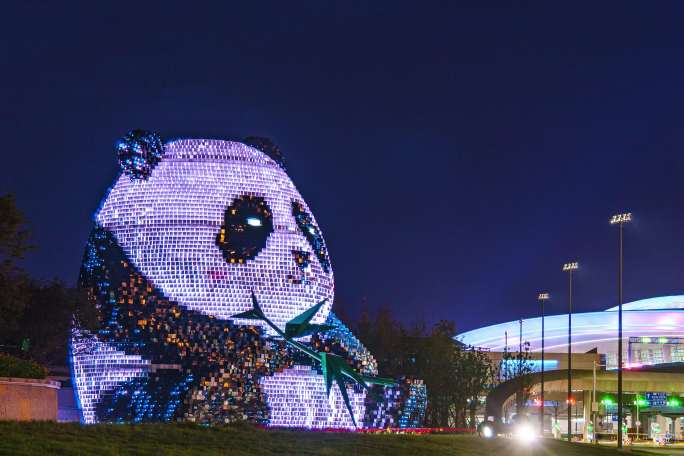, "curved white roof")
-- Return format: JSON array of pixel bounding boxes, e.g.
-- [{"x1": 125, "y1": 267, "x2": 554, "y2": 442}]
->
[
  {"x1": 457, "y1": 296, "x2": 684, "y2": 355},
  {"x1": 605, "y1": 295, "x2": 684, "y2": 311}
]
